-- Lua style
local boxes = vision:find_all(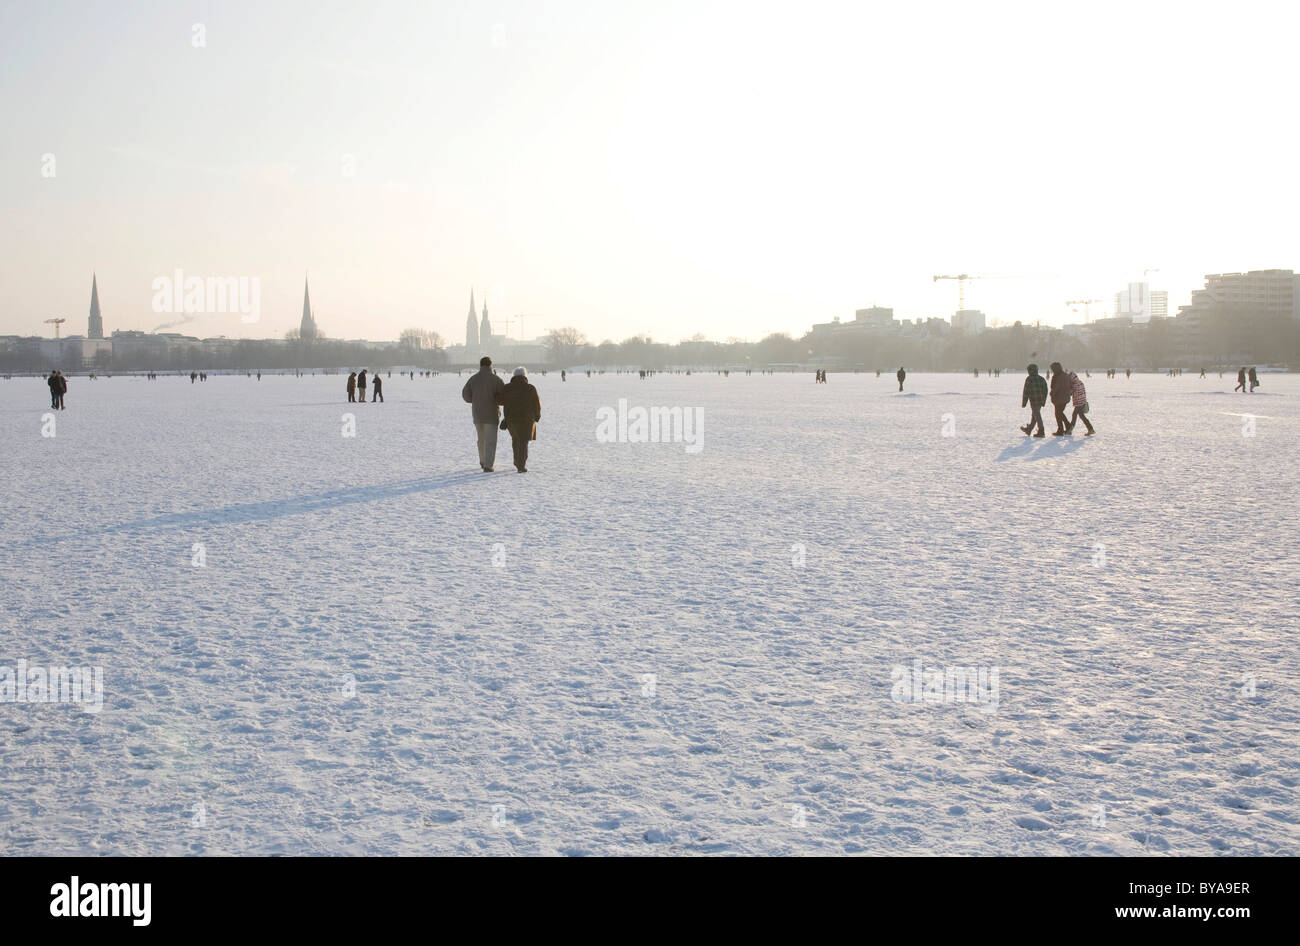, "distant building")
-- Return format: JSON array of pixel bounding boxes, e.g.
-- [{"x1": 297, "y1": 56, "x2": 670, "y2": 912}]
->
[
  {"x1": 853, "y1": 306, "x2": 896, "y2": 328},
  {"x1": 465, "y1": 289, "x2": 479, "y2": 348},
  {"x1": 299, "y1": 276, "x2": 319, "y2": 341},
  {"x1": 1113, "y1": 282, "x2": 1167, "y2": 324},
  {"x1": 88, "y1": 273, "x2": 103, "y2": 338},
  {"x1": 811, "y1": 306, "x2": 899, "y2": 337},
  {"x1": 1178, "y1": 269, "x2": 1298, "y2": 320},
  {"x1": 951, "y1": 309, "x2": 986, "y2": 333},
  {"x1": 57, "y1": 336, "x2": 113, "y2": 368},
  {"x1": 1175, "y1": 268, "x2": 1299, "y2": 356}
]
